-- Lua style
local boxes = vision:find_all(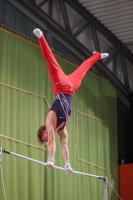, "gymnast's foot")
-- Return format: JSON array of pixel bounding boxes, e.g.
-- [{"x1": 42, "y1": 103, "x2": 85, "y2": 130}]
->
[
  {"x1": 93, "y1": 51, "x2": 109, "y2": 59},
  {"x1": 33, "y1": 28, "x2": 43, "y2": 38}
]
